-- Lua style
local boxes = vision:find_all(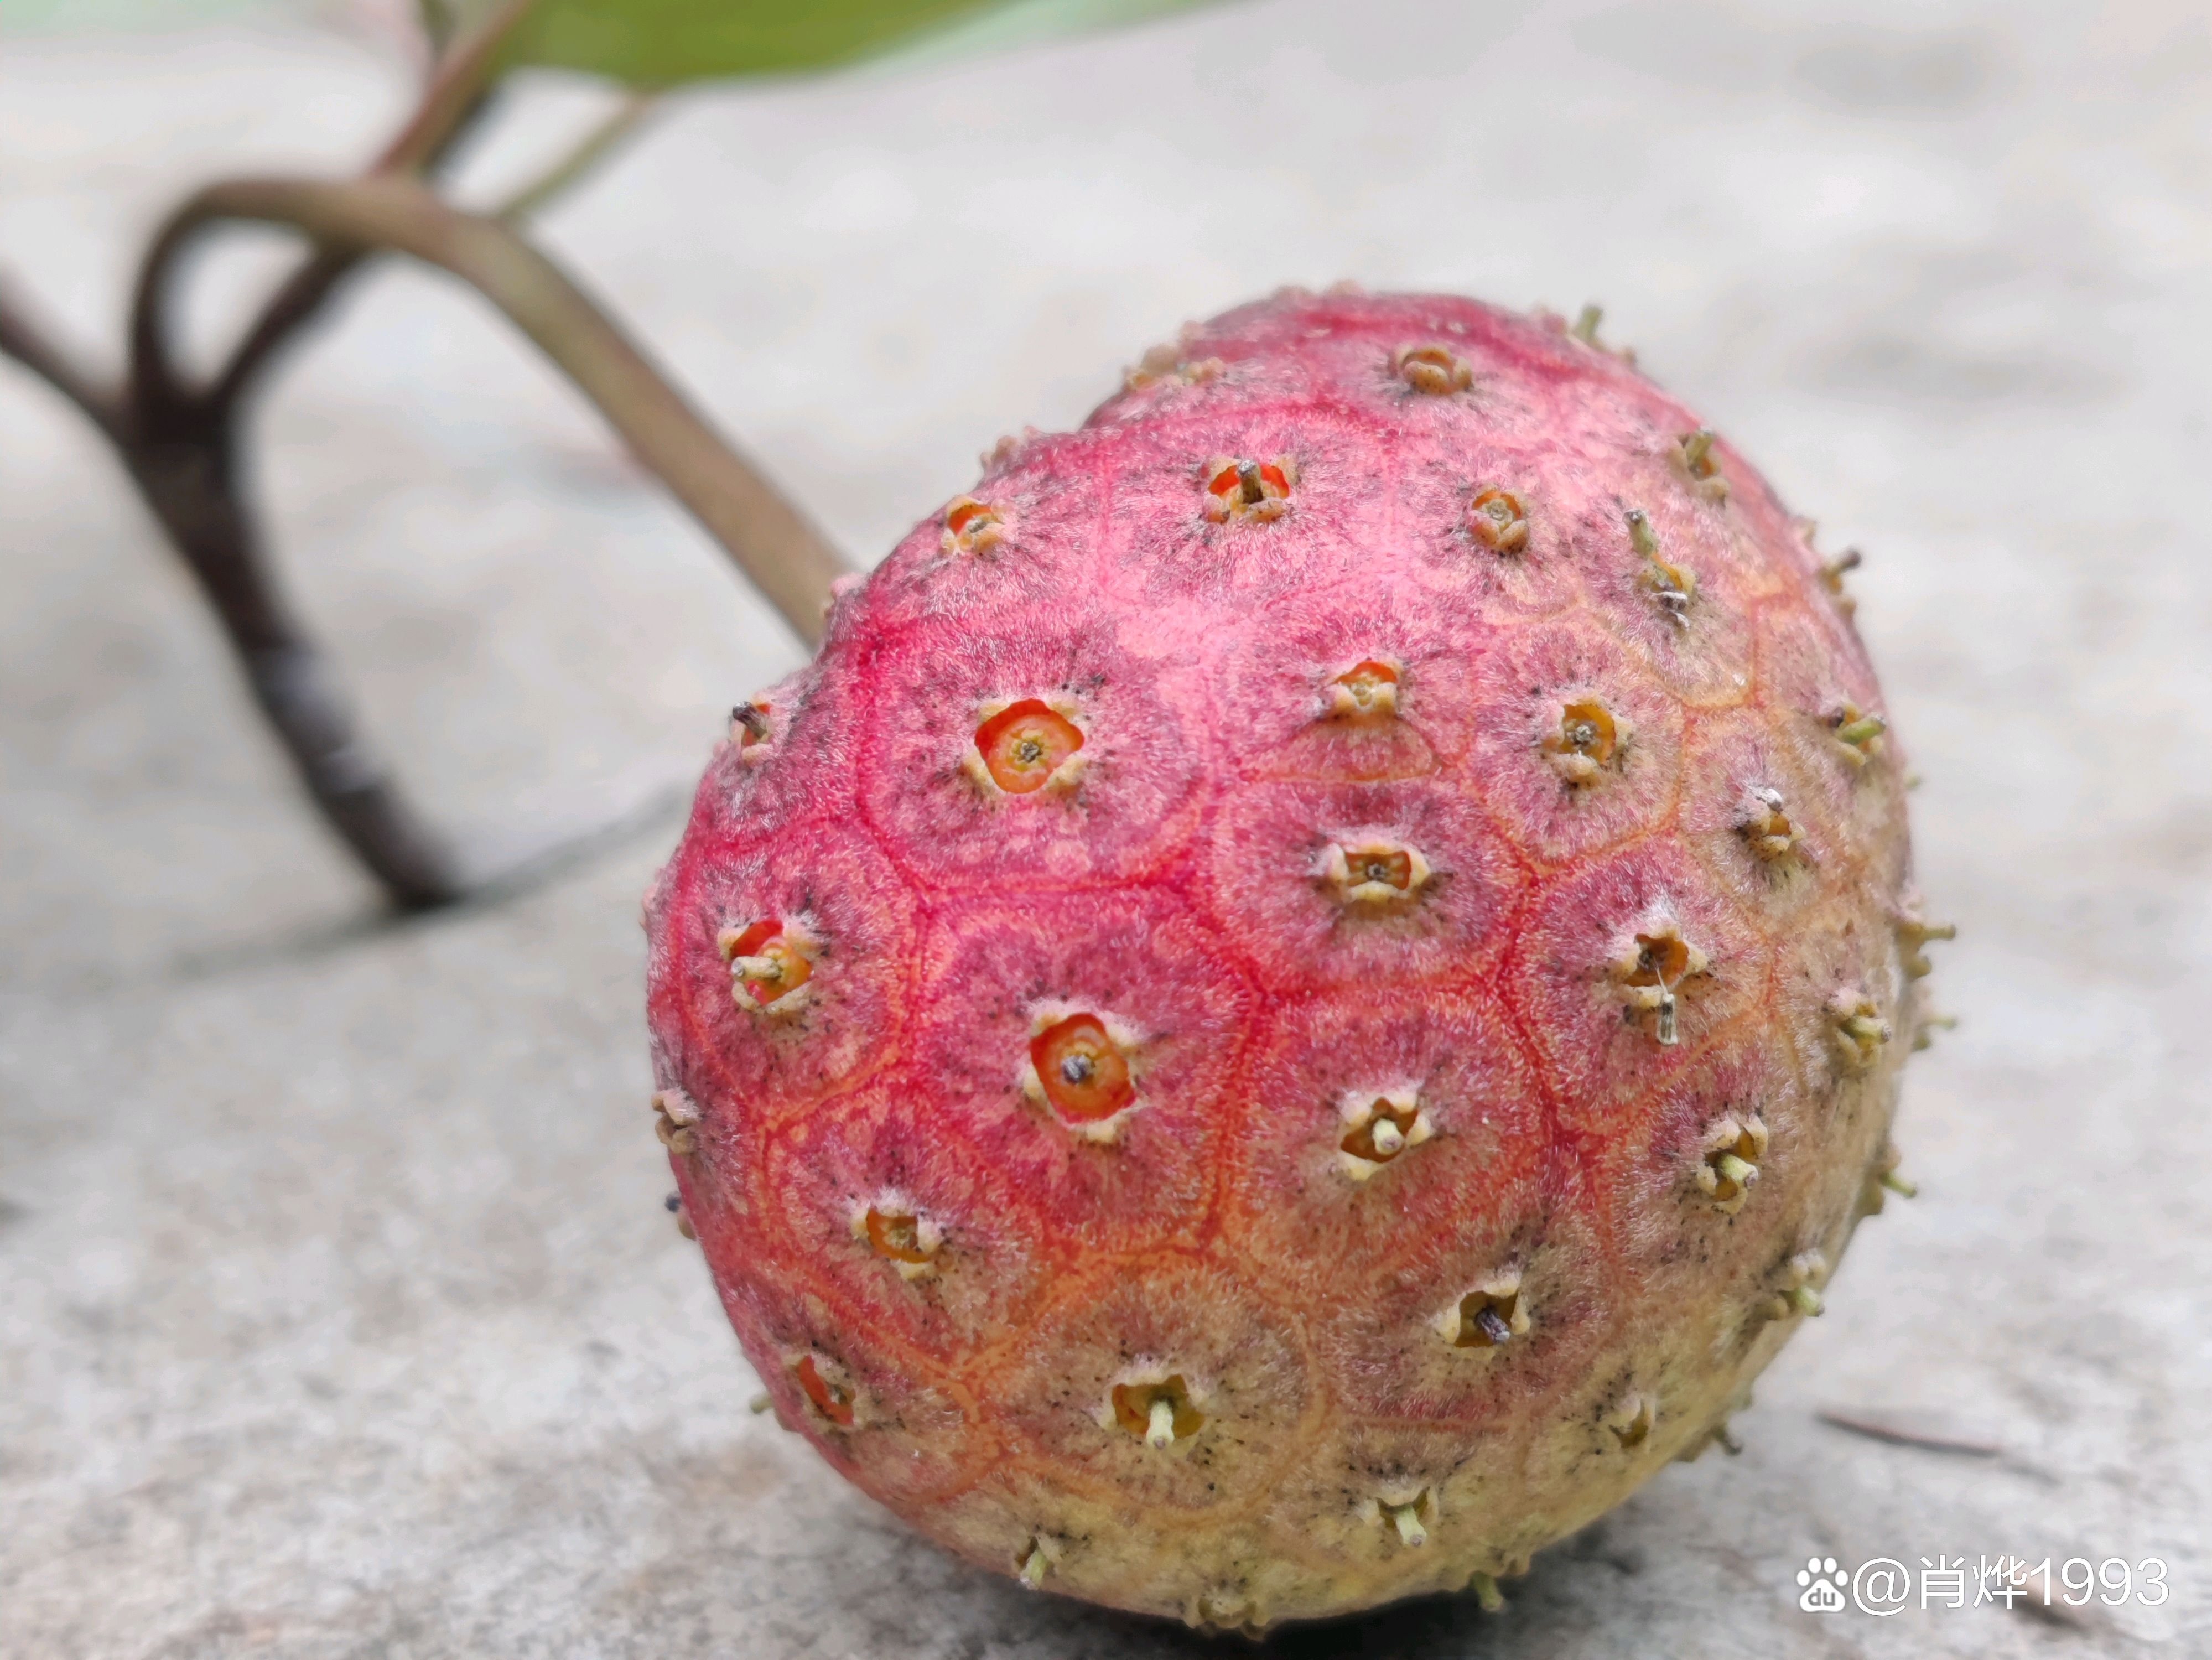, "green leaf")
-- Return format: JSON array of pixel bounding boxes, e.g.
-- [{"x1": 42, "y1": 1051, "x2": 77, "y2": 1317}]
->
[
  {"x1": 433, "y1": 0, "x2": 1226, "y2": 89},
  {"x1": 874, "y1": 0, "x2": 1228, "y2": 71}
]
